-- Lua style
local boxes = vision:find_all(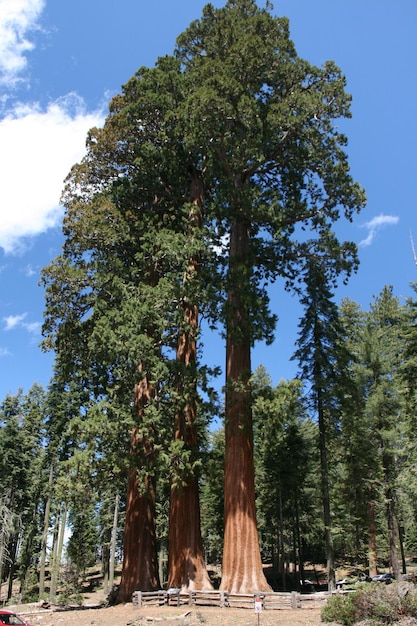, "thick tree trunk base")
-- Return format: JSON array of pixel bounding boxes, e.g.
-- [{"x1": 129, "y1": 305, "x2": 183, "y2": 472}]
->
[
  {"x1": 220, "y1": 508, "x2": 271, "y2": 594},
  {"x1": 168, "y1": 481, "x2": 213, "y2": 591},
  {"x1": 117, "y1": 468, "x2": 160, "y2": 603}
]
